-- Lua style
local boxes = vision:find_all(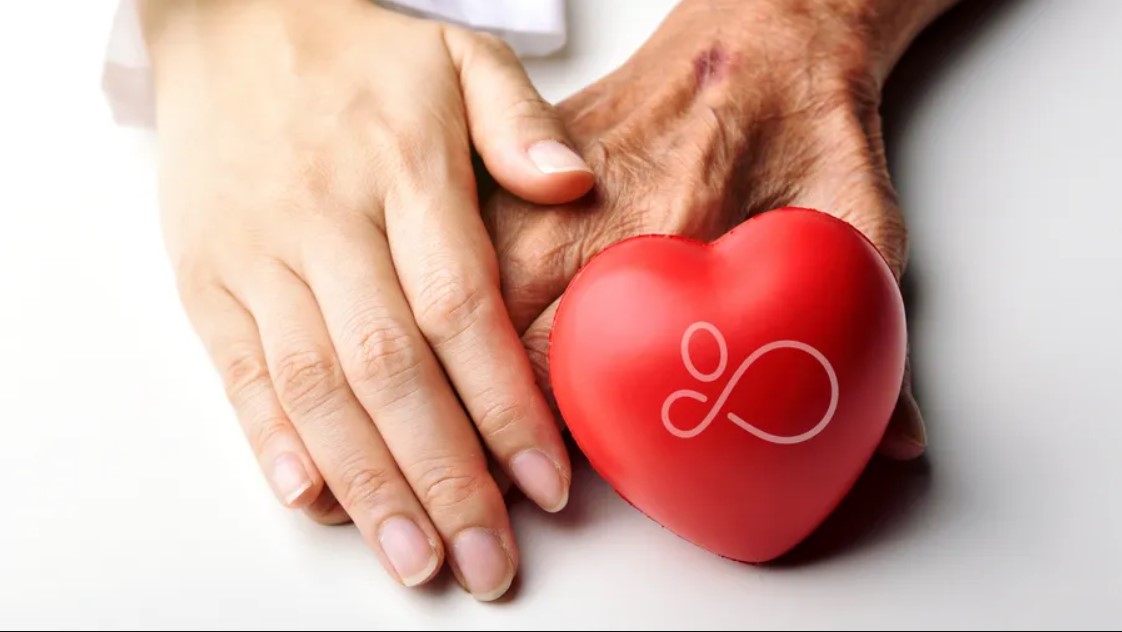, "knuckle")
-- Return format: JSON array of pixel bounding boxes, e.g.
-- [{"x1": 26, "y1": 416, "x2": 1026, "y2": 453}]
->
[
  {"x1": 173, "y1": 265, "x2": 209, "y2": 309},
  {"x1": 221, "y1": 351, "x2": 271, "y2": 405},
  {"x1": 174, "y1": 276, "x2": 228, "y2": 336},
  {"x1": 273, "y1": 348, "x2": 343, "y2": 416},
  {"x1": 502, "y1": 93, "x2": 556, "y2": 129},
  {"x1": 387, "y1": 128, "x2": 431, "y2": 177},
  {"x1": 472, "y1": 31, "x2": 517, "y2": 59},
  {"x1": 337, "y1": 460, "x2": 397, "y2": 514},
  {"x1": 169, "y1": 247, "x2": 221, "y2": 300},
  {"x1": 368, "y1": 124, "x2": 434, "y2": 187},
  {"x1": 412, "y1": 458, "x2": 490, "y2": 512},
  {"x1": 247, "y1": 416, "x2": 290, "y2": 455},
  {"x1": 474, "y1": 396, "x2": 524, "y2": 443},
  {"x1": 350, "y1": 318, "x2": 425, "y2": 398},
  {"x1": 414, "y1": 269, "x2": 493, "y2": 348}
]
